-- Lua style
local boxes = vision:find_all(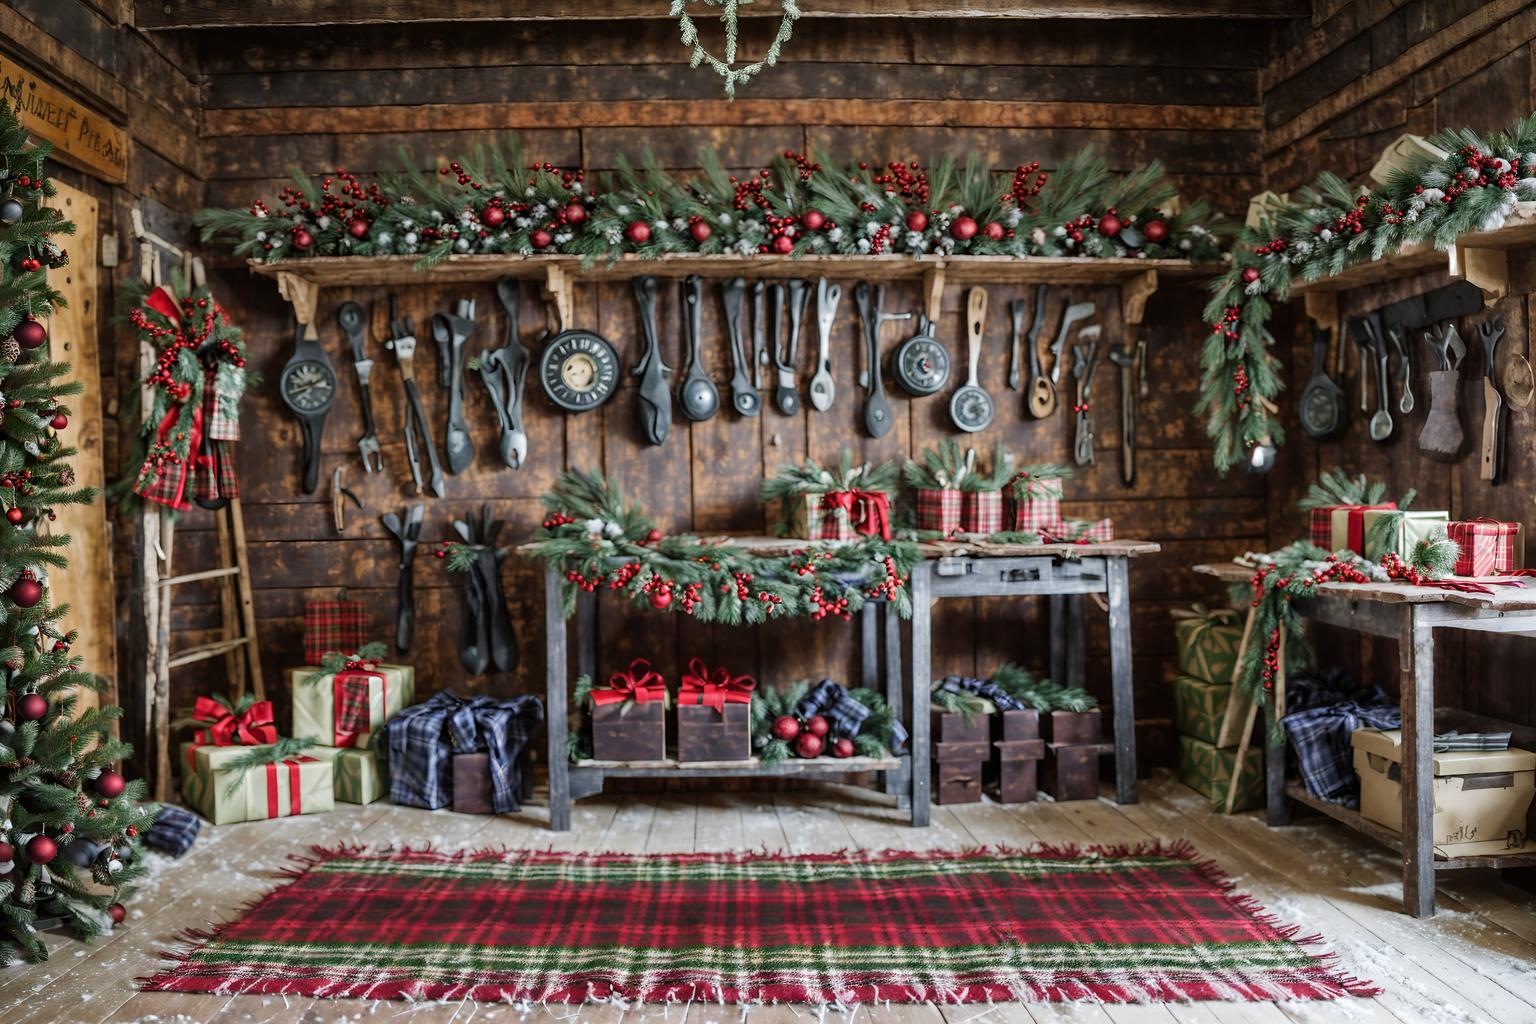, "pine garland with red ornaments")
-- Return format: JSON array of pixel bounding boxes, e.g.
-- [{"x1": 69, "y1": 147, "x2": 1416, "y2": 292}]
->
[
  {"x1": 0, "y1": 102, "x2": 154, "y2": 961},
  {"x1": 1199, "y1": 111, "x2": 1536, "y2": 474},
  {"x1": 193, "y1": 135, "x2": 1223, "y2": 266}
]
